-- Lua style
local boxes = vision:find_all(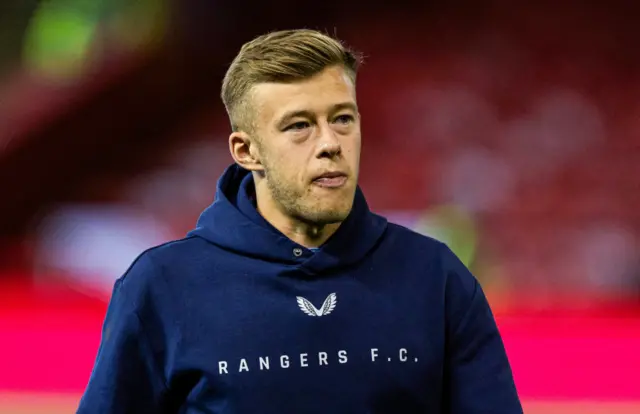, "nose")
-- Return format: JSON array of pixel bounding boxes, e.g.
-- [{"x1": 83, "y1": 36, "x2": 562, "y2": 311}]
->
[{"x1": 315, "y1": 125, "x2": 341, "y2": 159}]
